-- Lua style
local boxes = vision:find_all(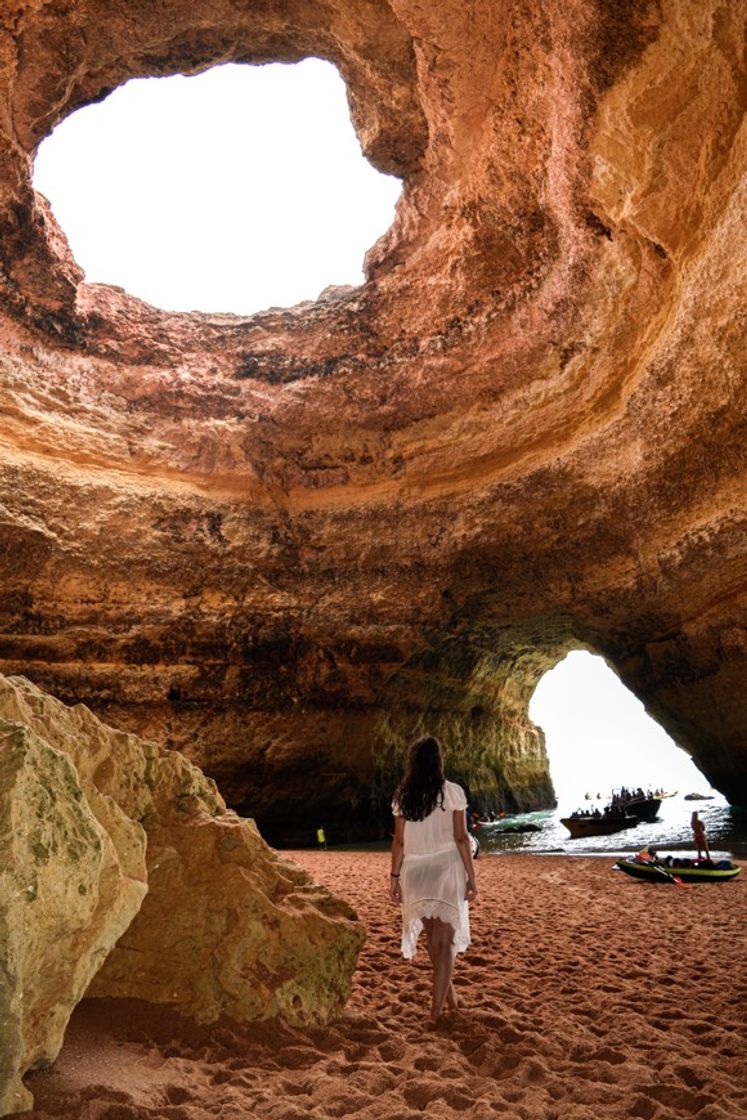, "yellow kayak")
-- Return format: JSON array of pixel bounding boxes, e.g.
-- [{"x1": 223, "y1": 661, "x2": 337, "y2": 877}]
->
[{"x1": 615, "y1": 857, "x2": 742, "y2": 883}]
